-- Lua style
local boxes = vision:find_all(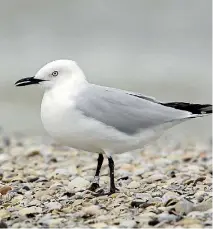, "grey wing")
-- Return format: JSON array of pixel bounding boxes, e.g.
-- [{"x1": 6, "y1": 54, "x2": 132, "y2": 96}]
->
[
  {"x1": 103, "y1": 86, "x2": 160, "y2": 103},
  {"x1": 75, "y1": 84, "x2": 190, "y2": 135}
]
